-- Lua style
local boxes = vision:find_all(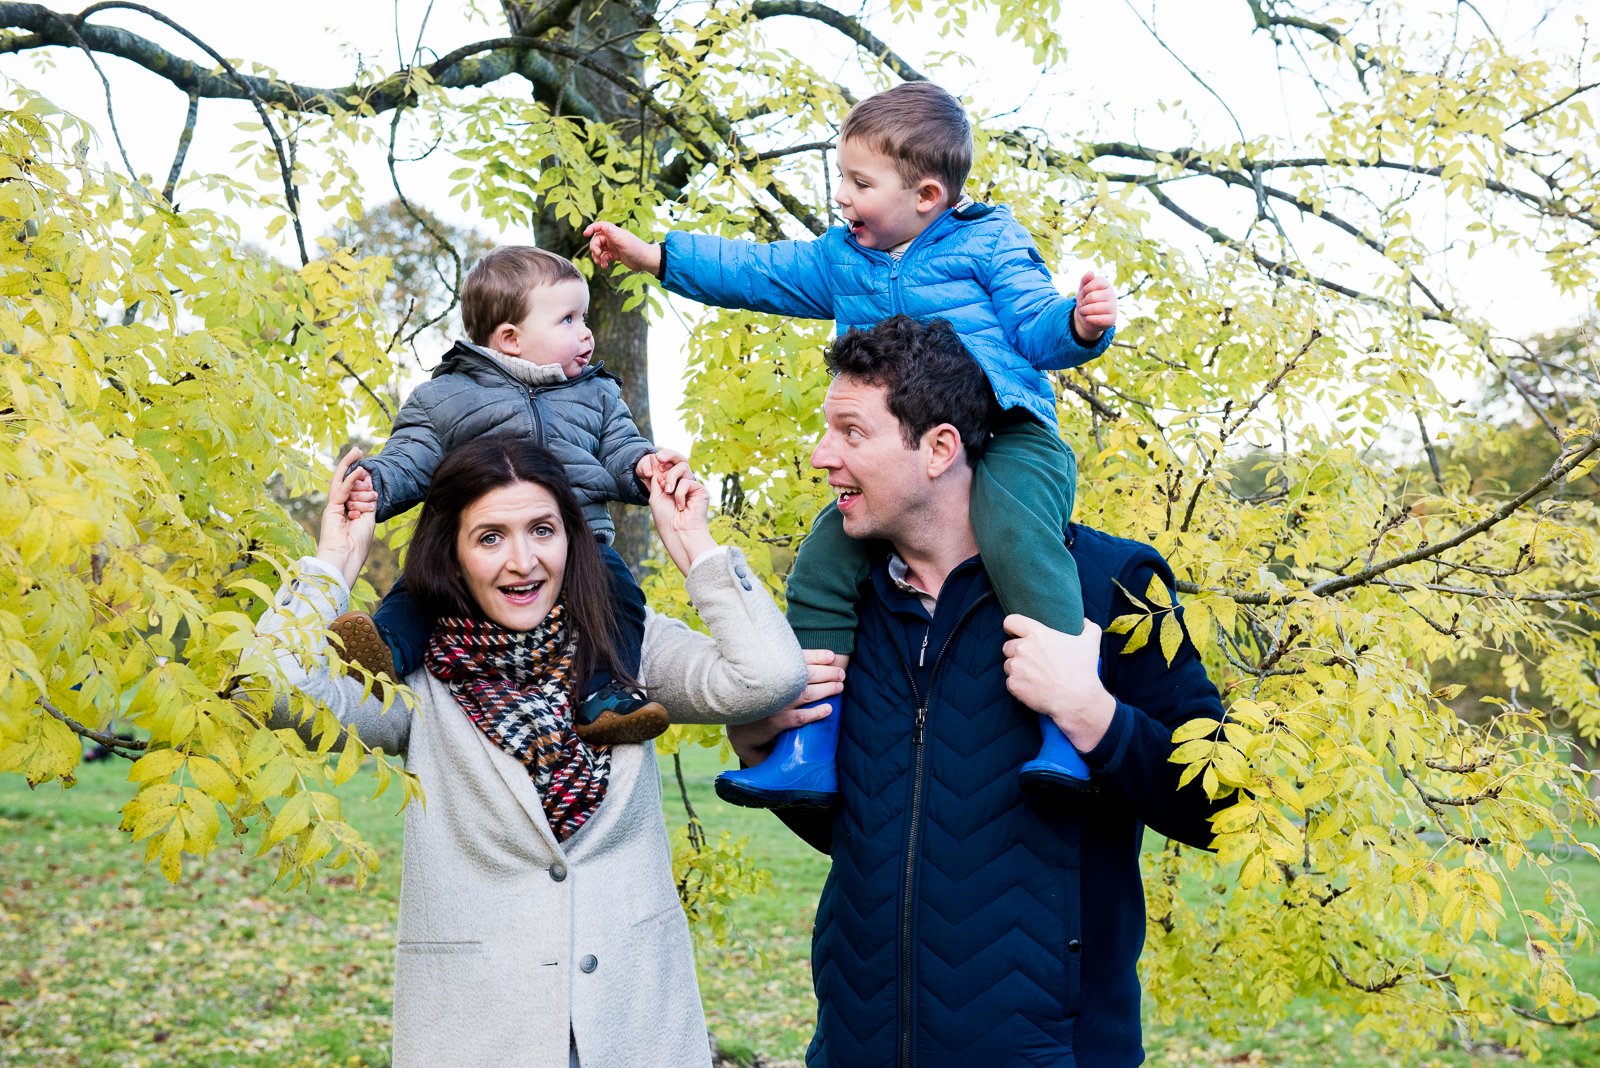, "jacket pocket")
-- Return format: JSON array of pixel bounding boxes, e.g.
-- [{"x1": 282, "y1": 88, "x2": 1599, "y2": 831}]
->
[{"x1": 397, "y1": 940, "x2": 484, "y2": 956}]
